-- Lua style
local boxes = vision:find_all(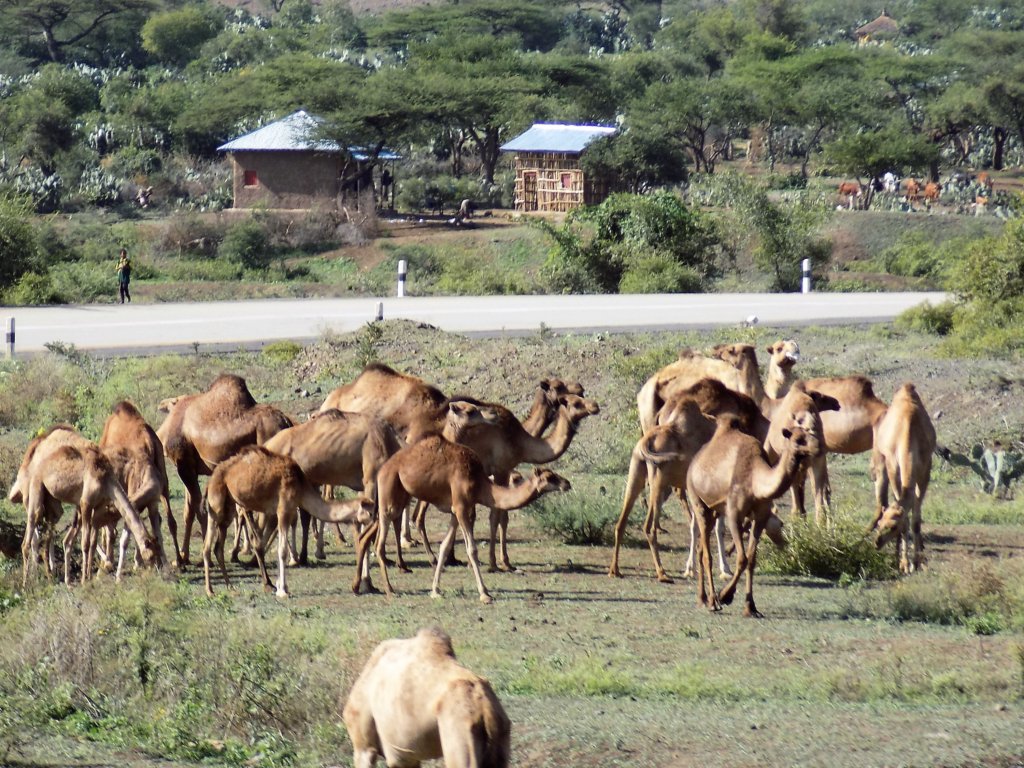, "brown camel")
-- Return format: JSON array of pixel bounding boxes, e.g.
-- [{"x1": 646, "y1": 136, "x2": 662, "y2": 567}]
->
[
  {"x1": 357, "y1": 438, "x2": 571, "y2": 604},
  {"x1": 612, "y1": 380, "x2": 836, "y2": 583},
  {"x1": 343, "y1": 626, "x2": 510, "y2": 768},
  {"x1": 415, "y1": 393, "x2": 599, "y2": 572},
  {"x1": 156, "y1": 374, "x2": 293, "y2": 565},
  {"x1": 763, "y1": 339, "x2": 801, "y2": 398},
  {"x1": 261, "y1": 409, "x2": 404, "y2": 564},
  {"x1": 204, "y1": 445, "x2": 374, "y2": 598},
  {"x1": 686, "y1": 416, "x2": 821, "y2": 618},
  {"x1": 637, "y1": 343, "x2": 765, "y2": 433},
  {"x1": 97, "y1": 401, "x2": 179, "y2": 575},
  {"x1": 776, "y1": 375, "x2": 889, "y2": 522},
  {"x1": 867, "y1": 383, "x2": 936, "y2": 573},
  {"x1": 15, "y1": 426, "x2": 157, "y2": 586}
]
